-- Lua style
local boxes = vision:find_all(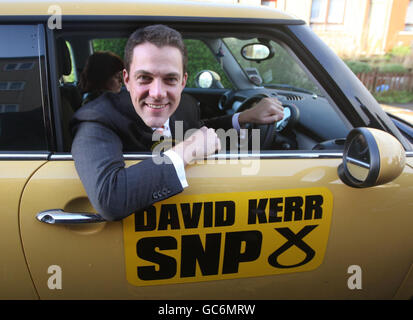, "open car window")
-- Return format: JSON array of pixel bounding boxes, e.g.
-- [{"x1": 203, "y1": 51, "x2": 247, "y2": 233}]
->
[
  {"x1": 58, "y1": 27, "x2": 351, "y2": 153},
  {"x1": 223, "y1": 37, "x2": 322, "y2": 96}
]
